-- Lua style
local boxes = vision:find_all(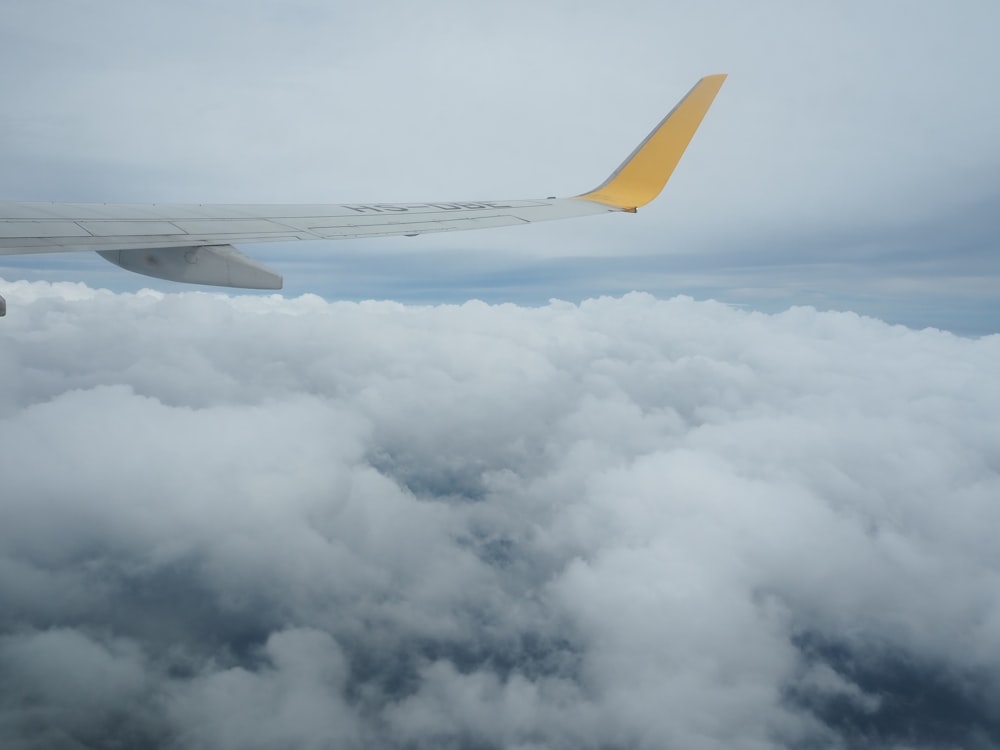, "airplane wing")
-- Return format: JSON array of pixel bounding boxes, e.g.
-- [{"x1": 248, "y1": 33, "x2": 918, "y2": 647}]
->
[{"x1": 0, "y1": 74, "x2": 726, "y2": 312}]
